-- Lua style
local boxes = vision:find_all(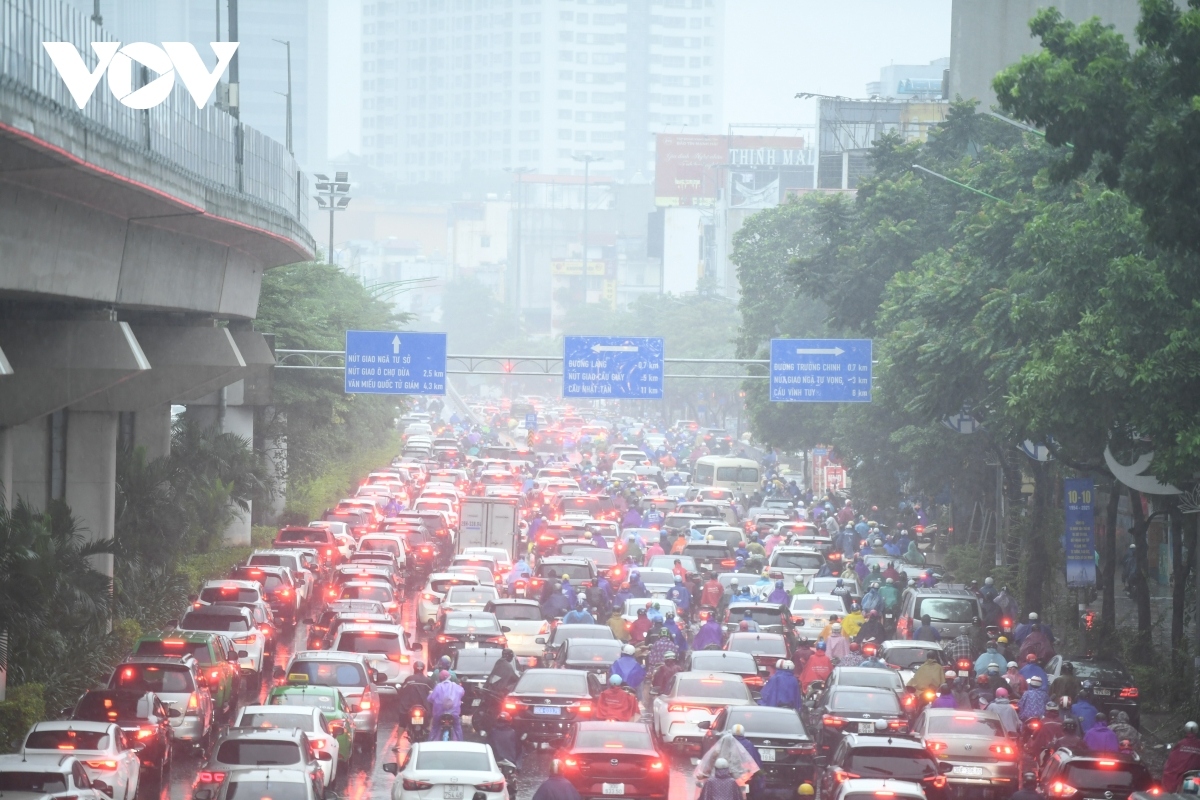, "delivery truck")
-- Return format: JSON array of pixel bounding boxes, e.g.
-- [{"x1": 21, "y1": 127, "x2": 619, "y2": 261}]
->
[{"x1": 458, "y1": 496, "x2": 520, "y2": 556}]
